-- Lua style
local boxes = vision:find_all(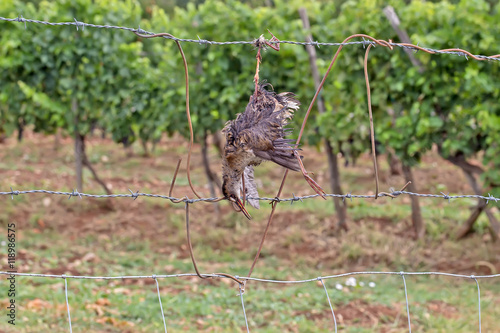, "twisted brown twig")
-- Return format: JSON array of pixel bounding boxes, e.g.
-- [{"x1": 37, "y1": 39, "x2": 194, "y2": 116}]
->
[
  {"x1": 378, "y1": 181, "x2": 412, "y2": 198},
  {"x1": 168, "y1": 158, "x2": 182, "y2": 201},
  {"x1": 134, "y1": 32, "x2": 201, "y2": 199},
  {"x1": 253, "y1": 30, "x2": 280, "y2": 96},
  {"x1": 364, "y1": 43, "x2": 379, "y2": 199},
  {"x1": 184, "y1": 202, "x2": 207, "y2": 280},
  {"x1": 185, "y1": 203, "x2": 244, "y2": 285}
]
